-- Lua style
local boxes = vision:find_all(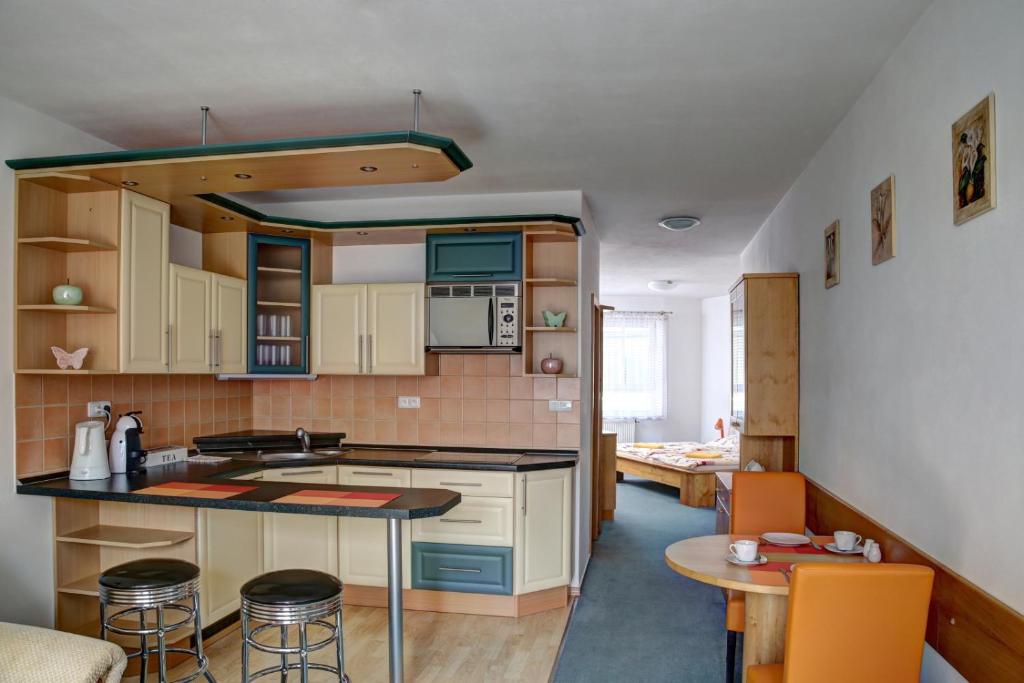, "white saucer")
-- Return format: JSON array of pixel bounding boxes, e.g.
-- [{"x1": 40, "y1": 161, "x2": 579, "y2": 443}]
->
[
  {"x1": 825, "y1": 542, "x2": 864, "y2": 555},
  {"x1": 761, "y1": 532, "x2": 811, "y2": 546},
  {"x1": 726, "y1": 553, "x2": 768, "y2": 566}
]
